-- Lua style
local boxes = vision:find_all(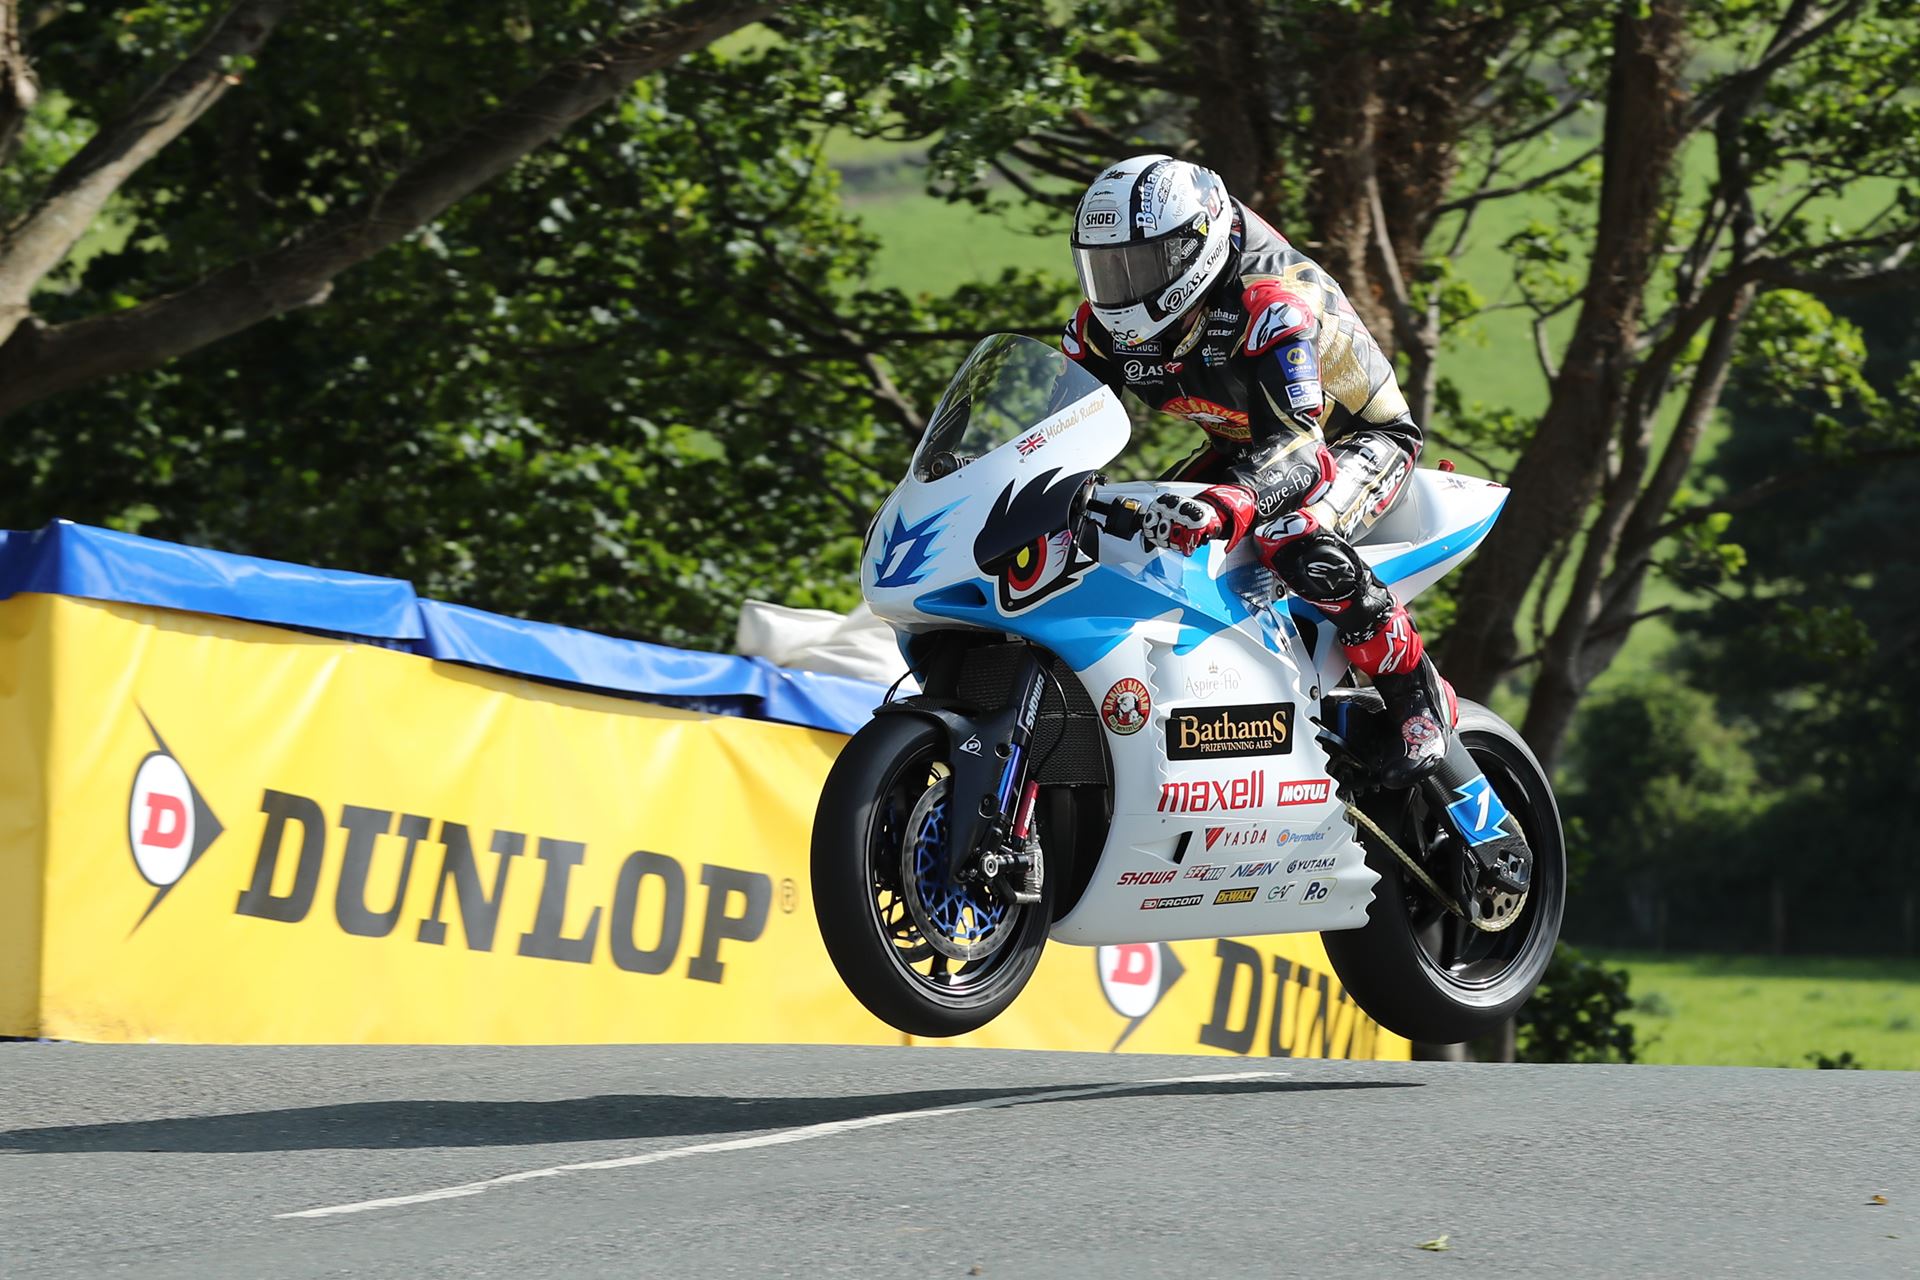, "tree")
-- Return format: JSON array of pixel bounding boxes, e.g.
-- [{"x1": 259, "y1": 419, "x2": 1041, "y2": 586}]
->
[
  {"x1": 0, "y1": 2, "x2": 1075, "y2": 647},
  {"x1": 891, "y1": 1, "x2": 1920, "y2": 768},
  {"x1": 1437, "y1": 0, "x2": 1920, "y2": 763},
  {"x1": 898, "y1": 0, "x2": 1614, "y2": 428},
  {"x1": 1676, "y1": 287, "x2": 1920, "y2": 953},
  {"x1": 0, "y1": 0, "x2": 782, "y2": 419}
]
